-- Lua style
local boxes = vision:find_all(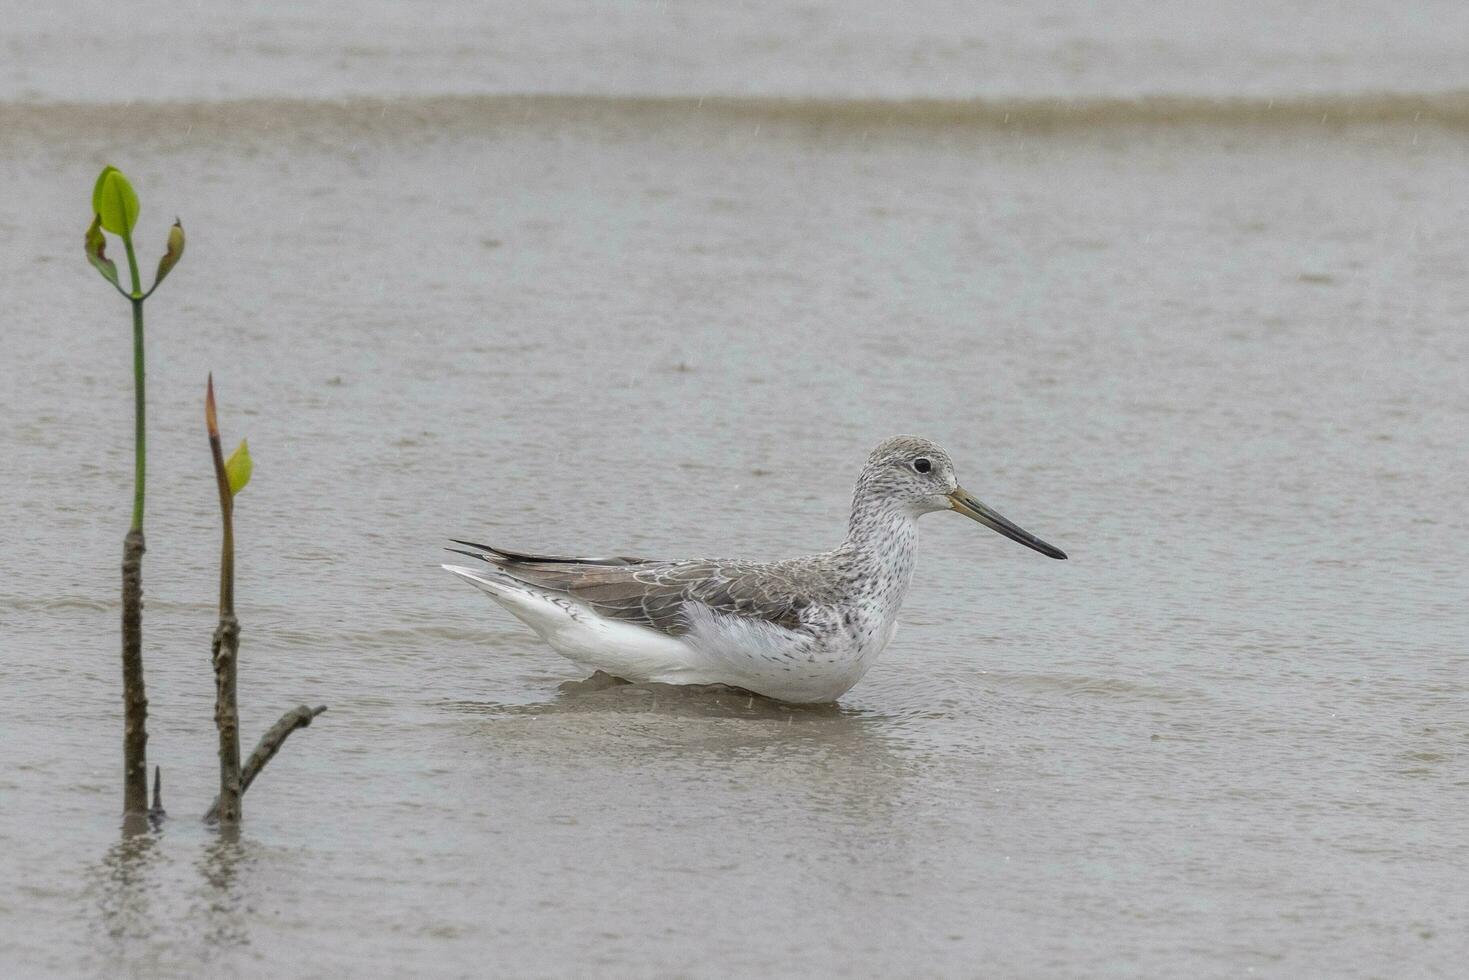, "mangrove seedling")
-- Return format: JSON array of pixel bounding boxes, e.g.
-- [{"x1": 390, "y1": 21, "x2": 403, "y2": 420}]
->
[
  {"x1": 84, "y1": 165, "x2": 185, "y2": 825},
  {"x1": 204, "y1": 377, "x2": 326, "y2": 825}
]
